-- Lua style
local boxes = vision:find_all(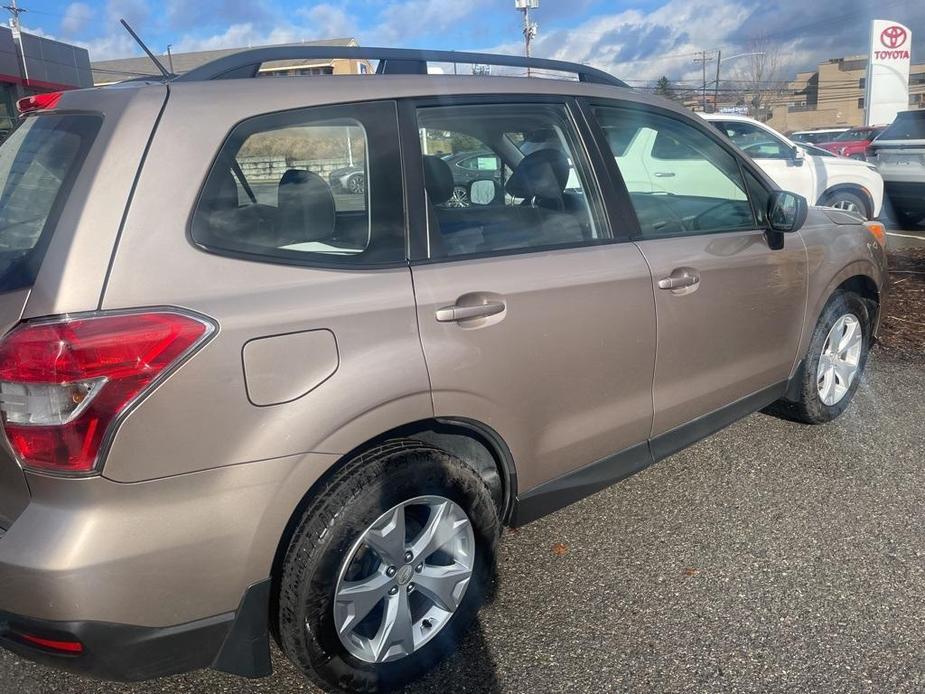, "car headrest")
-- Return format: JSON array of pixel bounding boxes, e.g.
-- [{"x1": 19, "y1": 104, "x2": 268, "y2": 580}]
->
[
  {"x1": 505, "y1": 149, "x2": 570, "y2": 200},
  {"x1": 210, "y1": 168, "x2": 240, "y2": 211},
  {"x1": 422, "y1": 155, "x2": 454, "y2": 205},
  {"x1": 276, "y1": 169, "x2": 335, "y2": 244}
]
